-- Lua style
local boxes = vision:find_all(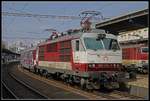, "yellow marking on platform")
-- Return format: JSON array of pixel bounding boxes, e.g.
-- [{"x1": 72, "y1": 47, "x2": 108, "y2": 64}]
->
[
  {"x1": 127, "y1": 76, "x2": 148, "y2": 88},
  {"x1": 109, "y1": 93, "x2": 123, "y2": 98},
  {"x1": 128, "y1": 78, "x2": 149, "y2": 88}
]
